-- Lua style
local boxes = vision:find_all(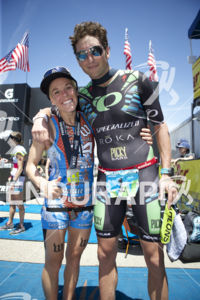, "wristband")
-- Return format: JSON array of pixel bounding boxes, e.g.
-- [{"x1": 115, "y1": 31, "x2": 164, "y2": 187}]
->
[
  {"x1": 160, "y1": 167, "x2": 174, "y2": 176},
  {"x1": 32, "y1": 113, "x2": 49, "y2": 123}
]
